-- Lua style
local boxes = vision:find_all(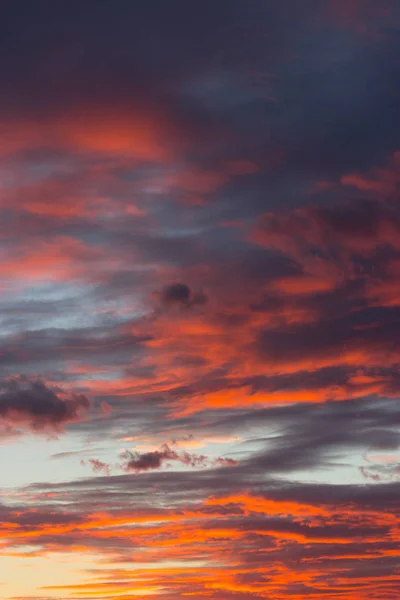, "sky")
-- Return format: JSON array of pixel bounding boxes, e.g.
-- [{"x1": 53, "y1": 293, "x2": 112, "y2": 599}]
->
[{"x1": 0, "y1": 0, "x2": 399, "y2": 598}]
